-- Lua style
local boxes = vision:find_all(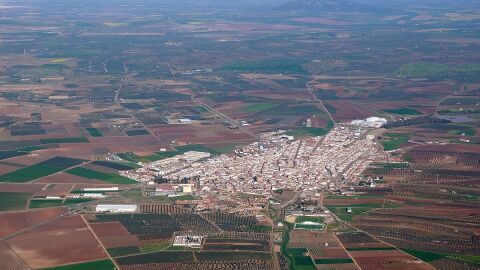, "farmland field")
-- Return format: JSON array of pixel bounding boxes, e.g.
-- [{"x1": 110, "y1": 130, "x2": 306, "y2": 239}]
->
[
  {"x1": 40, "y1": 259, "x2": 116, "y2": 270},
  {"x1": 0, "y1": 192, "x2": 31, "y2": 211},
  {"x1": 0, "y1": 157, "x2": 85, "y2": 182},
  {"x1": 66, "y1": 167, "x2": 137, "y2": 184}
]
